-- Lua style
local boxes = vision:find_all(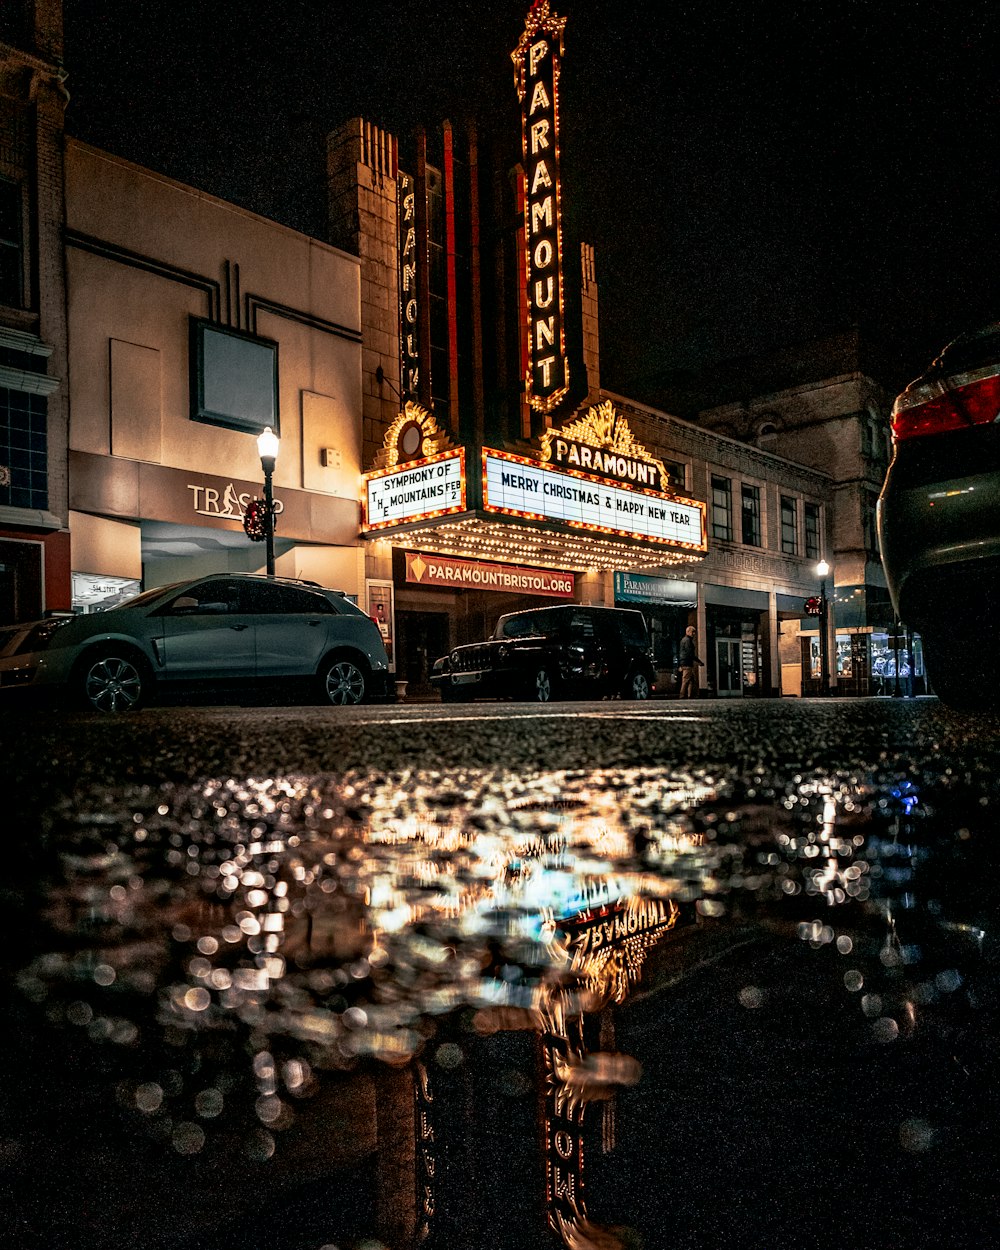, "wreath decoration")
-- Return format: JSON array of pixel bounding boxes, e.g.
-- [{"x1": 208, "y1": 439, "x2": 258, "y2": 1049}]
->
[{"x1": 242, "y1": 498, "x2": 276, "y2": 542}]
